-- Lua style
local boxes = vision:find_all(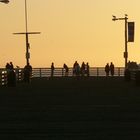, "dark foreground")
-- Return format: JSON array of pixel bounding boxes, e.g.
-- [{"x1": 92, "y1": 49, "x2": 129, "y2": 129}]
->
[{"x1": 0, "y1": 77, "x2": 140, "y2": 140}]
